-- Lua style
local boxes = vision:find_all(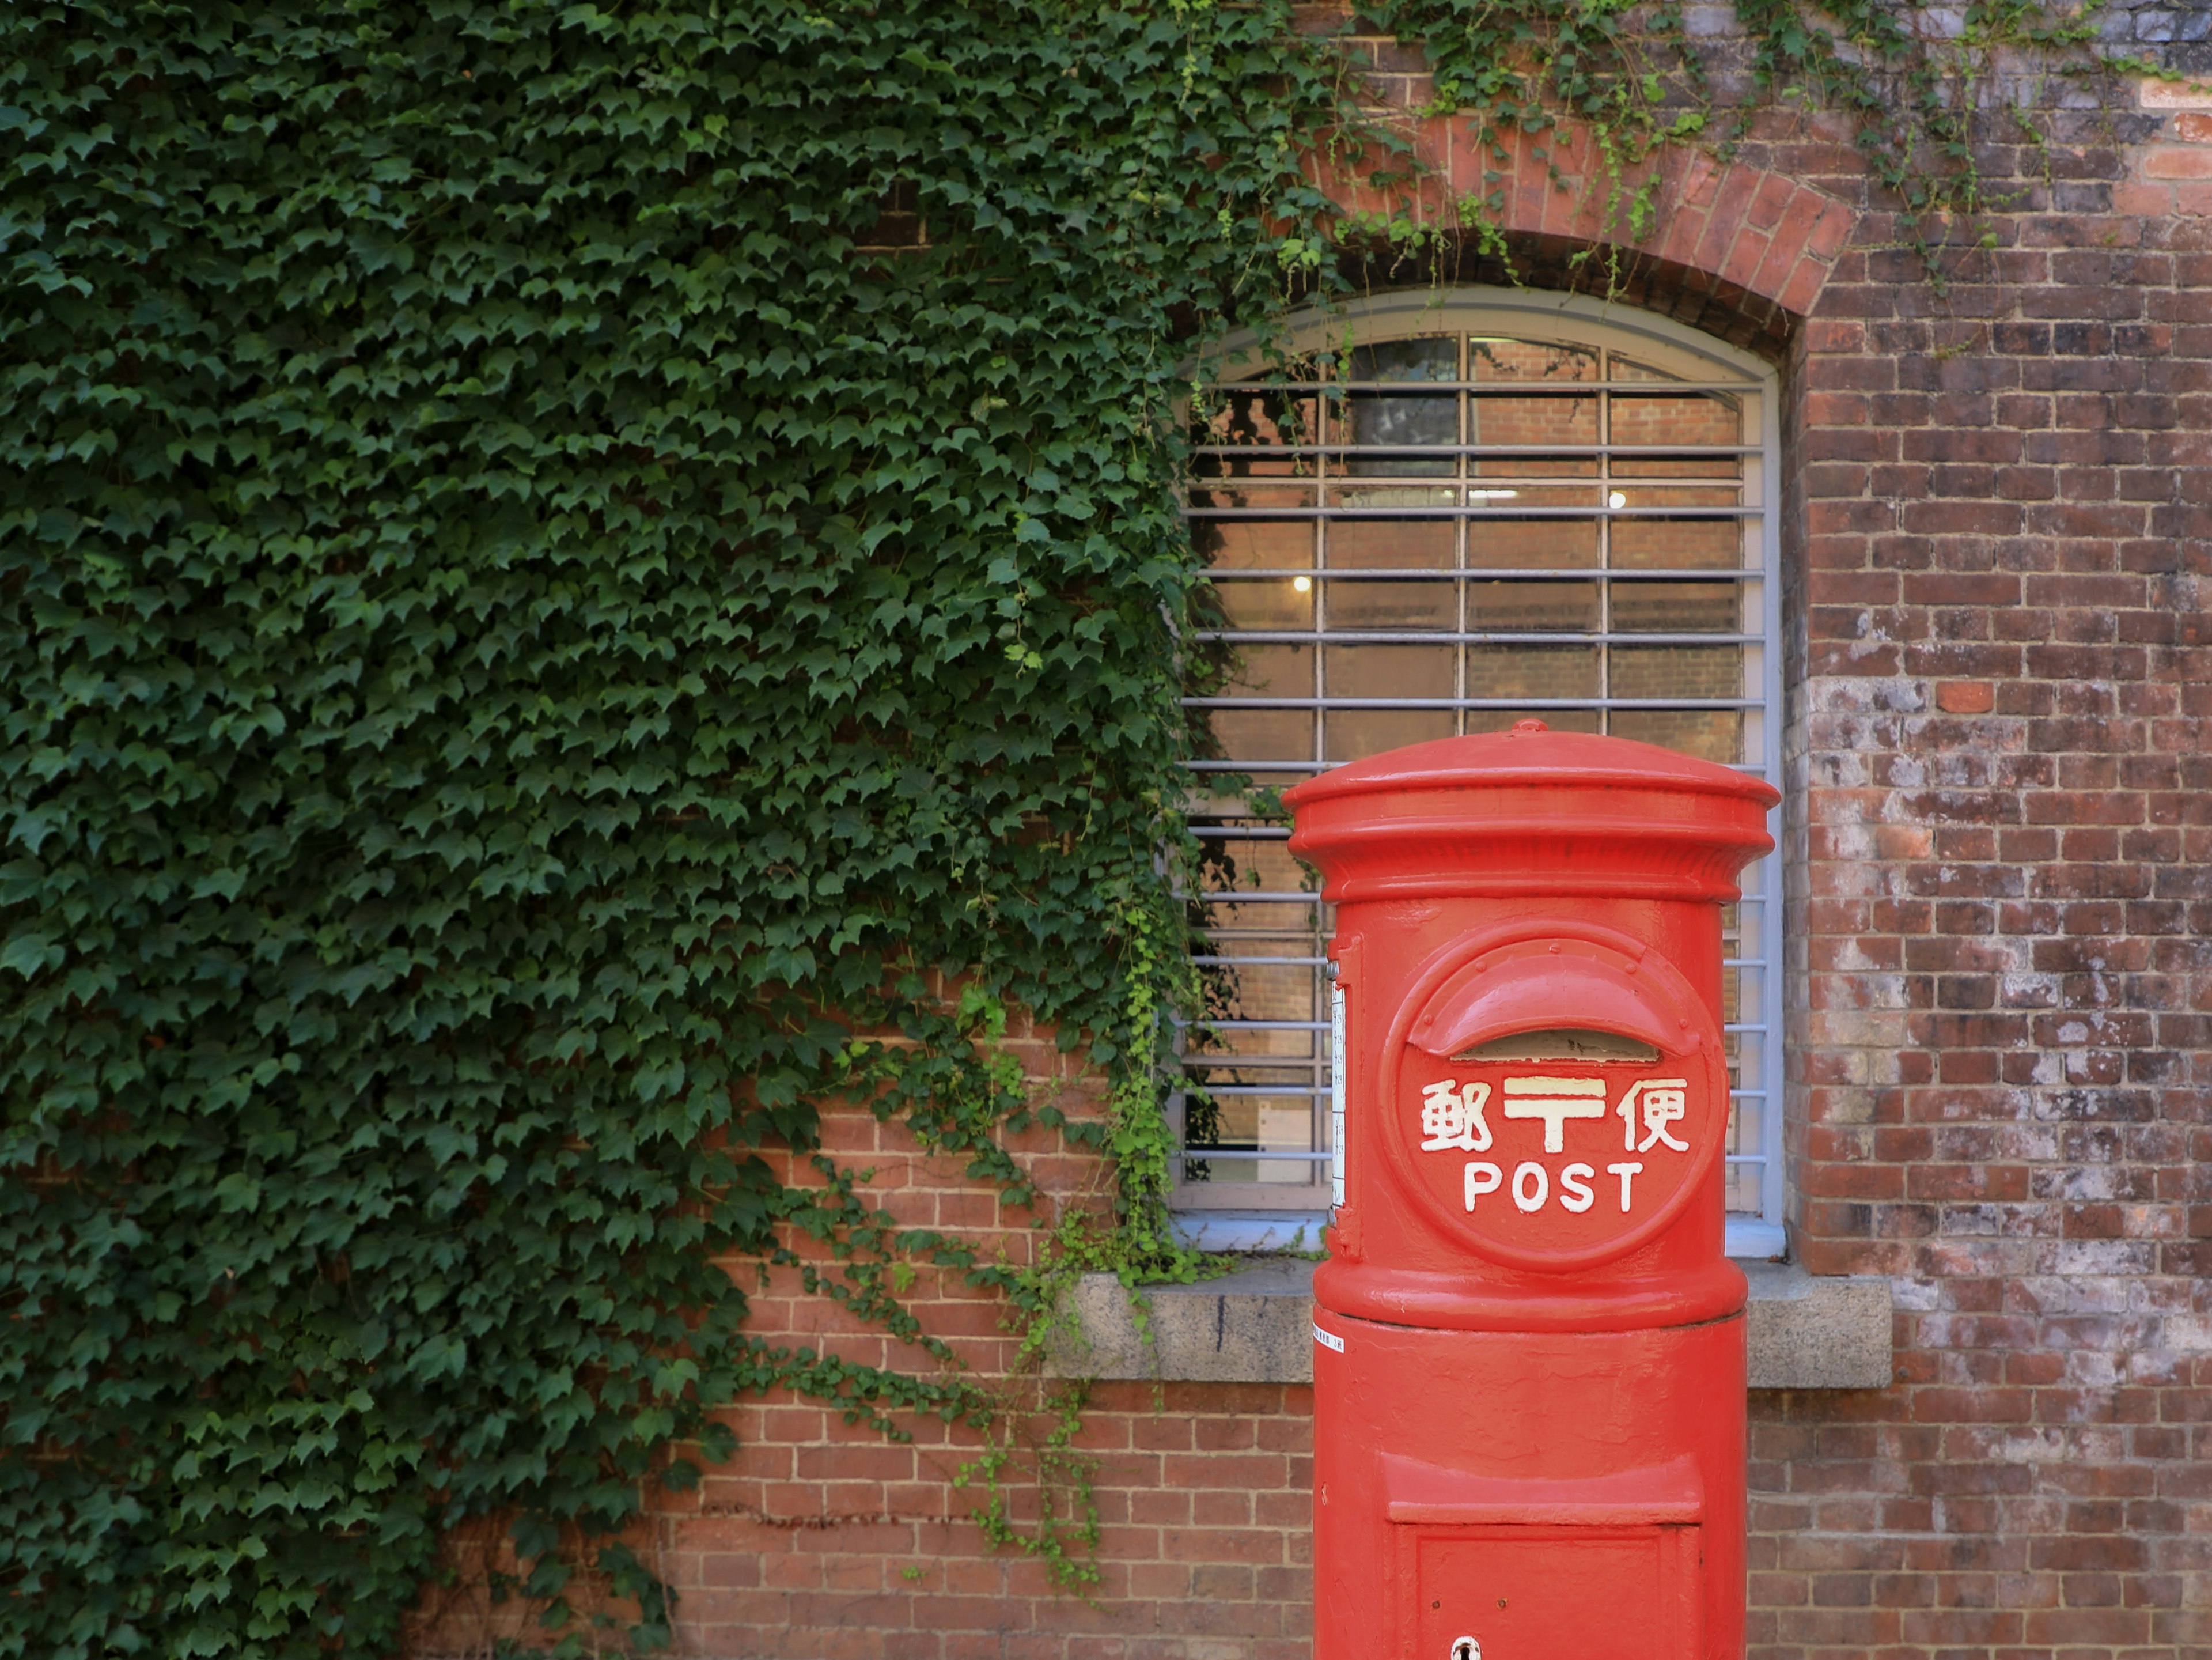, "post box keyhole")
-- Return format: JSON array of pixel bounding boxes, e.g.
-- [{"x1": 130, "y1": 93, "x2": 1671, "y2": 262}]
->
[{"x1": 1449, "y1": 1639, "x2": 1480, "y2": 1660}]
